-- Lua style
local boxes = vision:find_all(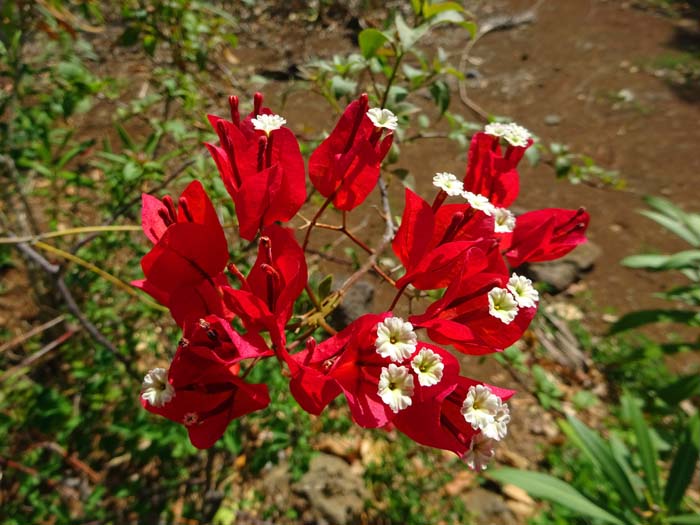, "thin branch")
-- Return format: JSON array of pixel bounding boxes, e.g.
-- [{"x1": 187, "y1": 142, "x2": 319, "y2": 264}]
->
[
  {"x1": 0, "y1": 328, "x2": 77, "y2": 382},
  {"x1": 0, "y1": 314, "x2": 66, "y2": 354},
  {"x1": 14, "y1": 240, "x2": 134, "y2": 372},
  {"x1": 0, "y1": 225, "x2": 141, "y2": 245}
]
